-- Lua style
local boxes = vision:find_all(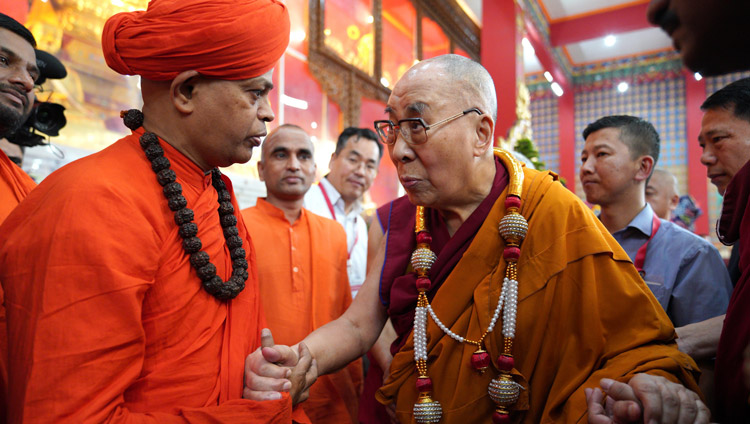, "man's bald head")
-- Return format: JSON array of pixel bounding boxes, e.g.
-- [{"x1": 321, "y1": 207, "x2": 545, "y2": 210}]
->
[
  {"x1": 646, "y1": 169, "x2": 680, "y2": 220},
  {"x1": 408, "y1": 54, "x2": 497, "y2": 123},
  {"x1": 257, "y1": 123, "x2": 316, "y2": 202},
  {"x1": 261, "y1": 124, "x2": 311, "y2": 161},
  {"x1": 384, "y1": 54, "x2": 497, "y2": 211}
]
